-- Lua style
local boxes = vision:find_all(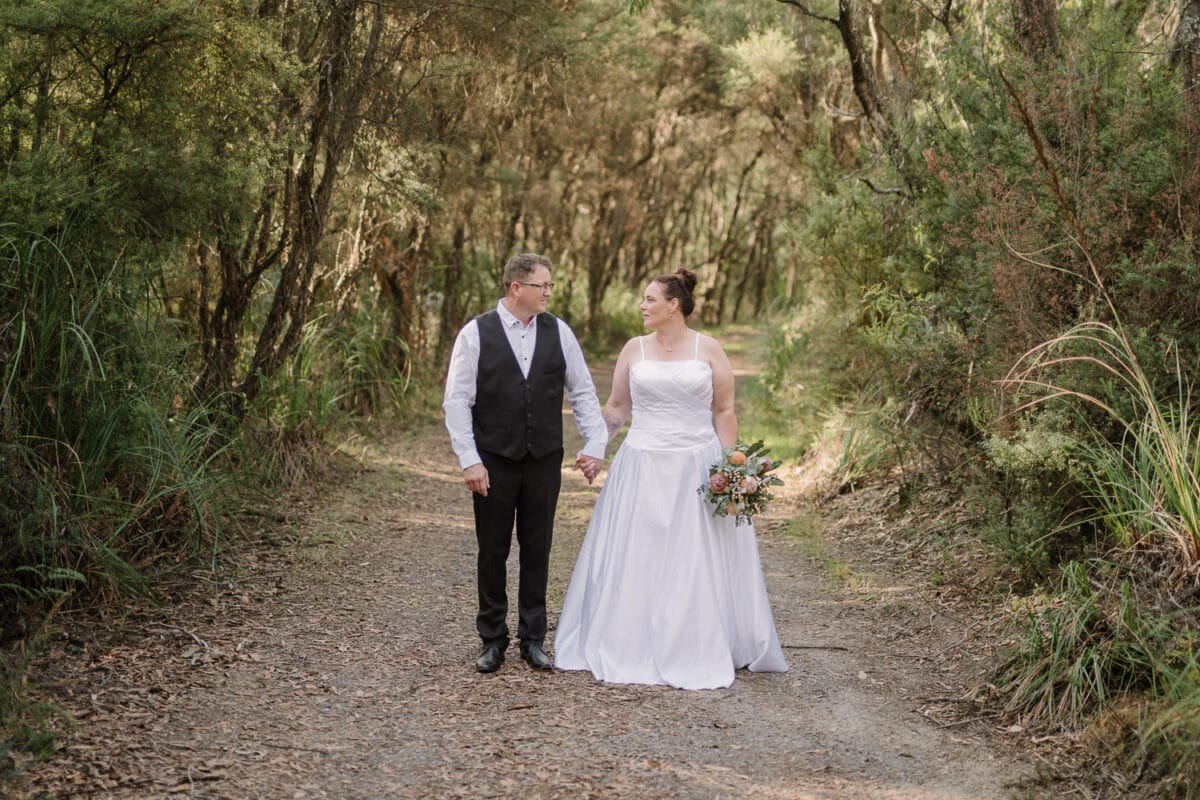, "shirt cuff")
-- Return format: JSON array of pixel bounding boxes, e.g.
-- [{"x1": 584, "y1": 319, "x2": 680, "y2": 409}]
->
[
  {"x1": 579, "y1": 440, "x2": 607, "y2": 461},
  {"x1": 458, "y1": 450, "x2": 483, "y2": 471}
]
